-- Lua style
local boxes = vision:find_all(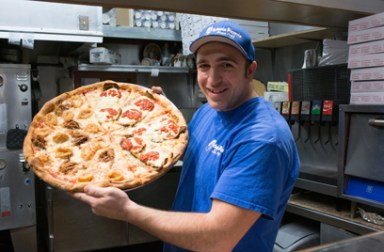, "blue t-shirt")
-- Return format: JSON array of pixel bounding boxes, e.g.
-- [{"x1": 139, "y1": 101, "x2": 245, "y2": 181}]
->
[{"x1": 164, "y1": 97, "x2": 300, "y2": 252}]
